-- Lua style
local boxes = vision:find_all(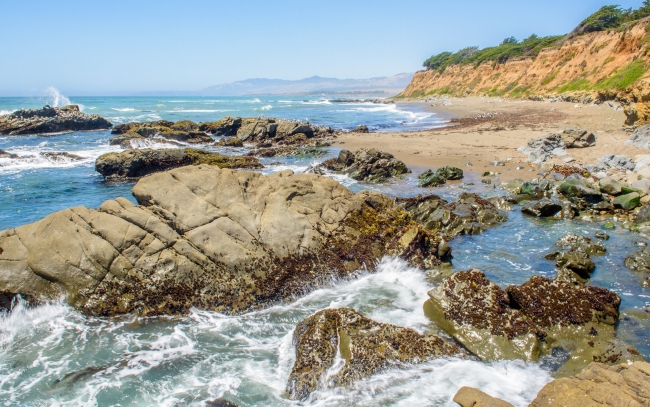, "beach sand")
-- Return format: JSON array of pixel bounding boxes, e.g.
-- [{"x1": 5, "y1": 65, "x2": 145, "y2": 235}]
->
[{"x1": 334, "y1": 97, "x2": 648, "y2": 181}]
